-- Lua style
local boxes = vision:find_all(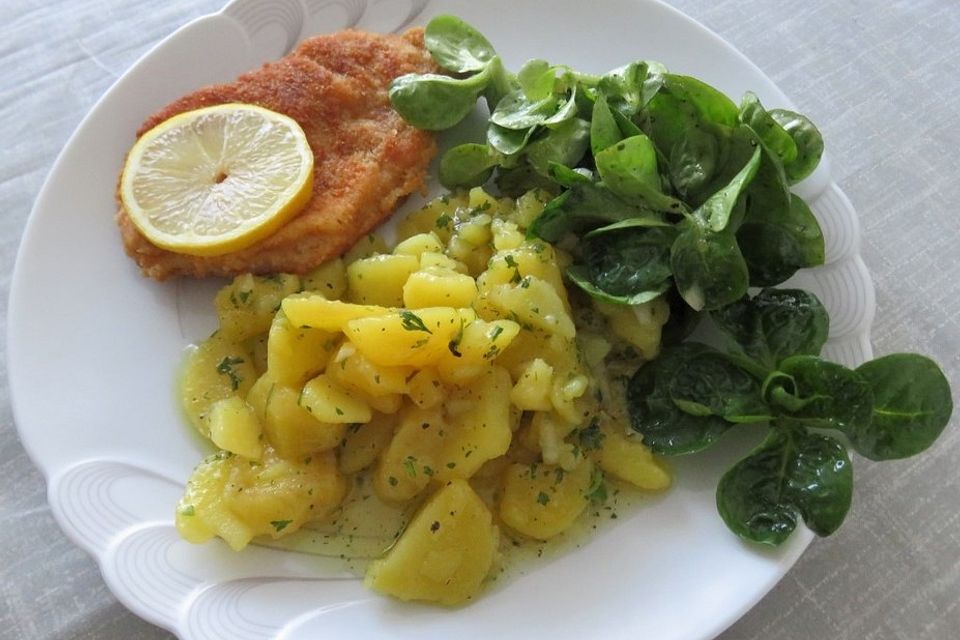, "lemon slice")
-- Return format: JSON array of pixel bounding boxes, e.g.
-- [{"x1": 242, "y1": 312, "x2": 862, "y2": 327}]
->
[{"x1": 120, "y1": 103, "x2": 314, "y2": 256}]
